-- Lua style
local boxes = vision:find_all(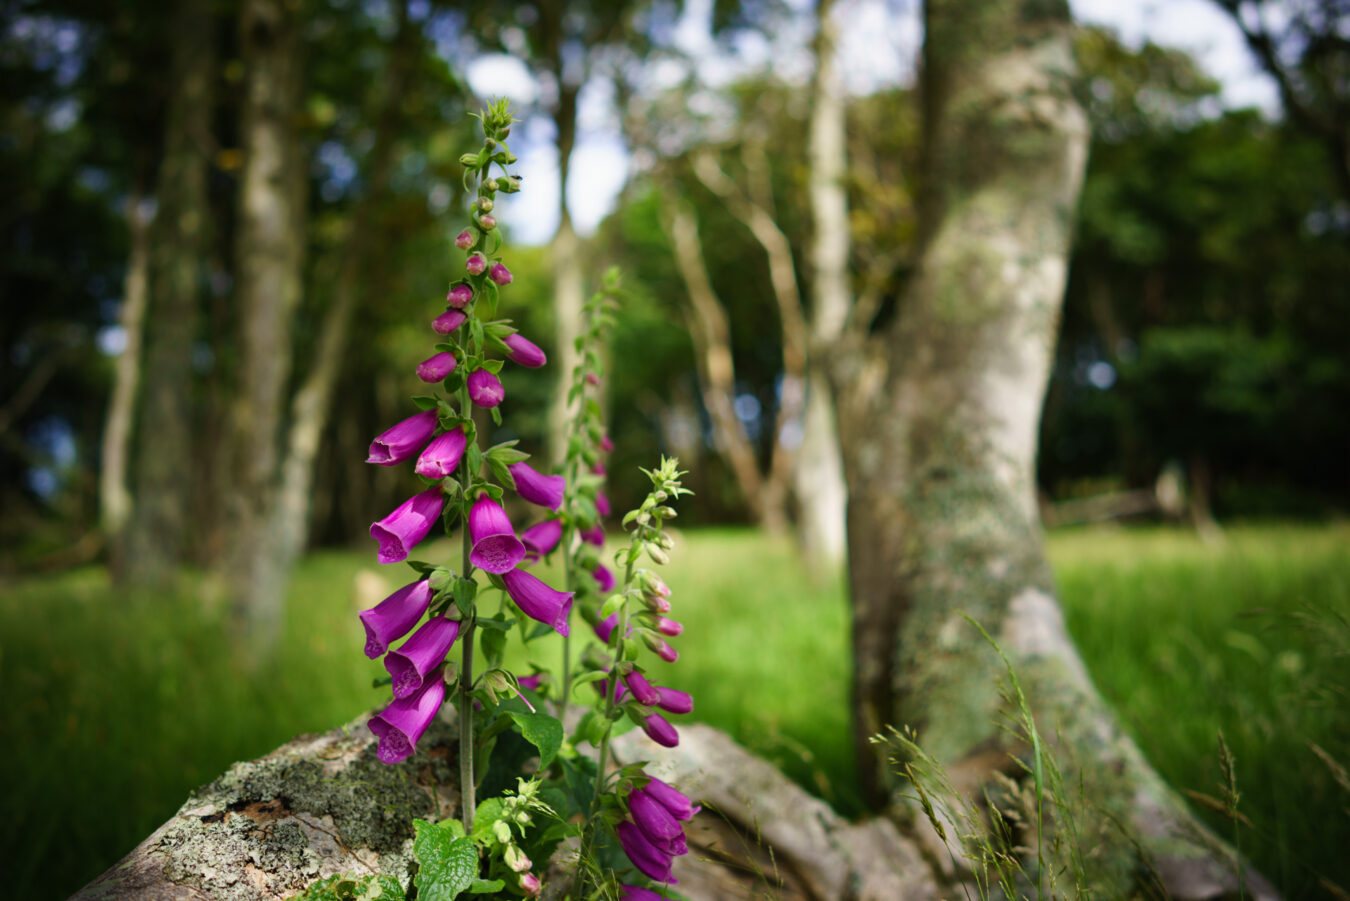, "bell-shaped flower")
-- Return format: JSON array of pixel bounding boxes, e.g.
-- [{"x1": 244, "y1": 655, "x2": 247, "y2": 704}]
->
[
  {"x1": 629, "y1": 789, "x2": 688, "y2": 856},
  {"x1": 580, "y1": 524, "x2": 605, "y2": 547},
  {"x1": 386, "y1": 615, "x2": 460, "y2": 699},
  {"x1": 521, "y1": 518, "x2": 562, "y2": 561},
  {"x1": 616, "y1": 821, "x2": 677, "y2": 884},
  {"x1": 370, "y1": 487, "x2": 444, "y2": 564},
  {"x1": 623, "y1": 670, "x2": 660, "y2": 706},
  {"x1": 468, "y1": 369, "x2": 505, "y2": 408},
  {"x1": 592, "y1": 564, "x2": 615, "y2": 592},
  {"x1": 432, "y1": 309, "x2": 467, "y2": 334},
  {"x1": 655, "y1": 686, "x2": 693, "y2": 715},
  {"x1": 643, "y1": 776, "x2": 701, "y2": 821},
  {"x1": 507, "y1": 462, "x2": 564, "y2": 511},
  {"x1": 366, "y1": 409, "x2": 437, "y2": 466},
  {"x1": 642, "y1": 712, "x2": 679, "y2": 748},
  {"x1": 466, "y1": 253, "x2": 487, "y2": 276},
  {"x1": 516, "y1": 672, "x2": 545, "y2": 692},
  {"x1": 489, "y1": 262, "x2": 513, "y2": 285},
  {"x1": 468, "y1": 495, "x2": 525, "y2": 574},
  {"x1": 503, "y1": 567, "x2": 573, "y2": 636},
  {"x1": 502, "y1": 333, "x2": 546, "y2": 368},
  {"x1": 415, "y1": 428, "x2": 467, "y2": 480},
  {"x1": 359, "y1": 579, "x2": 432, "y2": 659},
  {"x1": 368, "y1": 671, "x2": 446, "y2": 764},
  {"x1": 447, "y1": 283, "x2": 474, "y2": 308},
  {"x1": 417, "y1": 351, "x2": 457, "y2": 383}
]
